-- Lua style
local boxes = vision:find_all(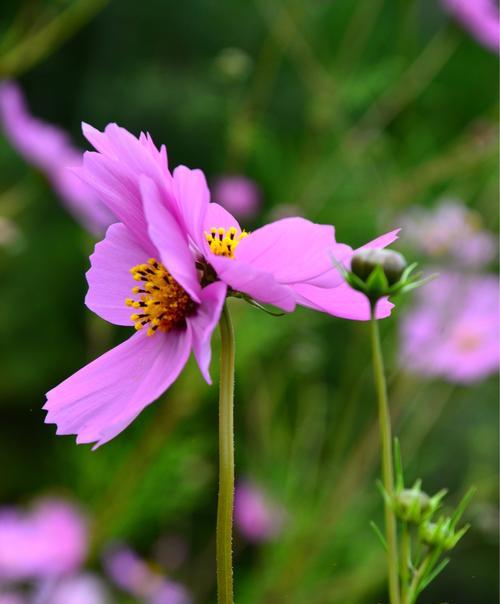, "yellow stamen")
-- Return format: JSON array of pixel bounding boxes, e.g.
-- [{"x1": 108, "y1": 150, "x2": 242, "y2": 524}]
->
[
  {"x1": 125, "y1": 258, "x2": 195, "y2": 336},
  {"x1": 204, "y1": 225, "x2": 248, "y2": 258}
]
